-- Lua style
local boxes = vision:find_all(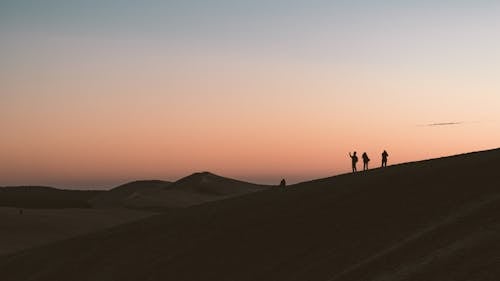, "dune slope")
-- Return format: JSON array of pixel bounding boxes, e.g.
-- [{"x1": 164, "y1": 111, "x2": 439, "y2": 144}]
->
[
  {"x1": 0, "y1": 207, "x2": 153, "y2": 256},
  {"x1": 1, "y1": 149, "x2": 499, "y2": 281},
  {"x1": 90, "y1": 180, "x2": 171, "y2": 209}
]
